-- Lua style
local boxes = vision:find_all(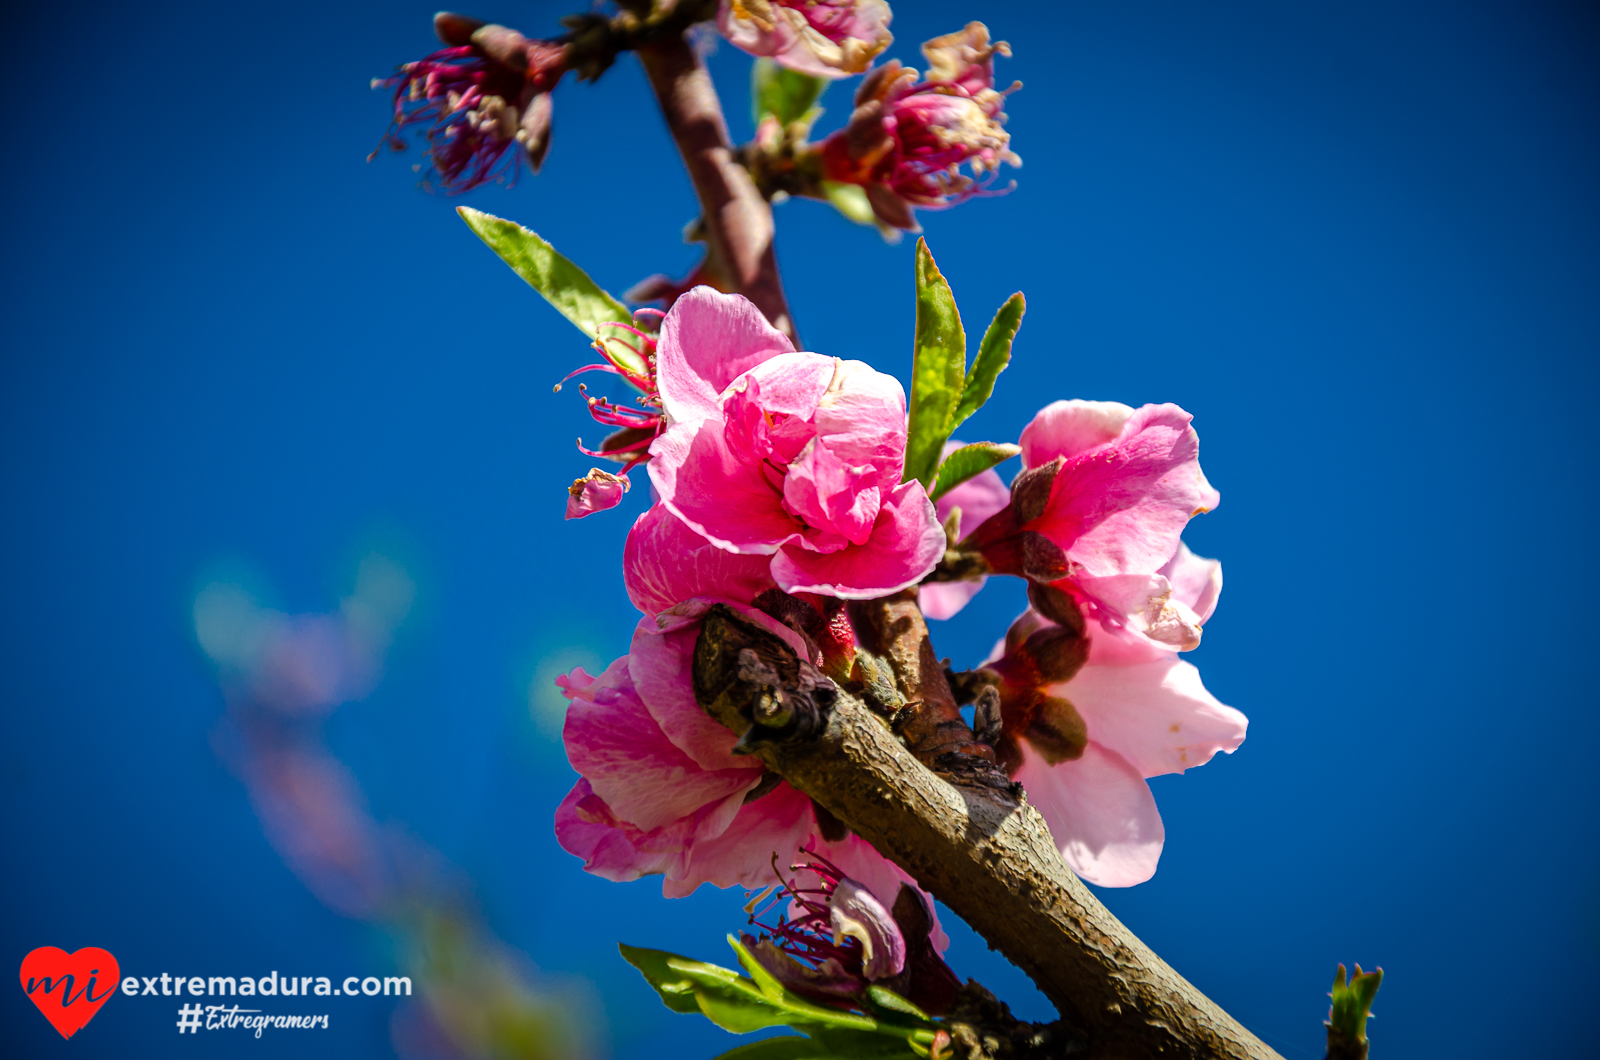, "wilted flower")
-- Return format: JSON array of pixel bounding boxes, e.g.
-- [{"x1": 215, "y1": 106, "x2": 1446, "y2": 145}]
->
[
  {"x1": 820, "y1": 23, "x2": 1020, "y2": 230},
  {"x1": 373, "y1": 14, "x2": 567, "y2": 193},
  {"x1": 718, "y1": 0, "x2": 894, "y2": 79},
  {"x1": 647, "y1": 287, "x2": 945, "y2": 599}
]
